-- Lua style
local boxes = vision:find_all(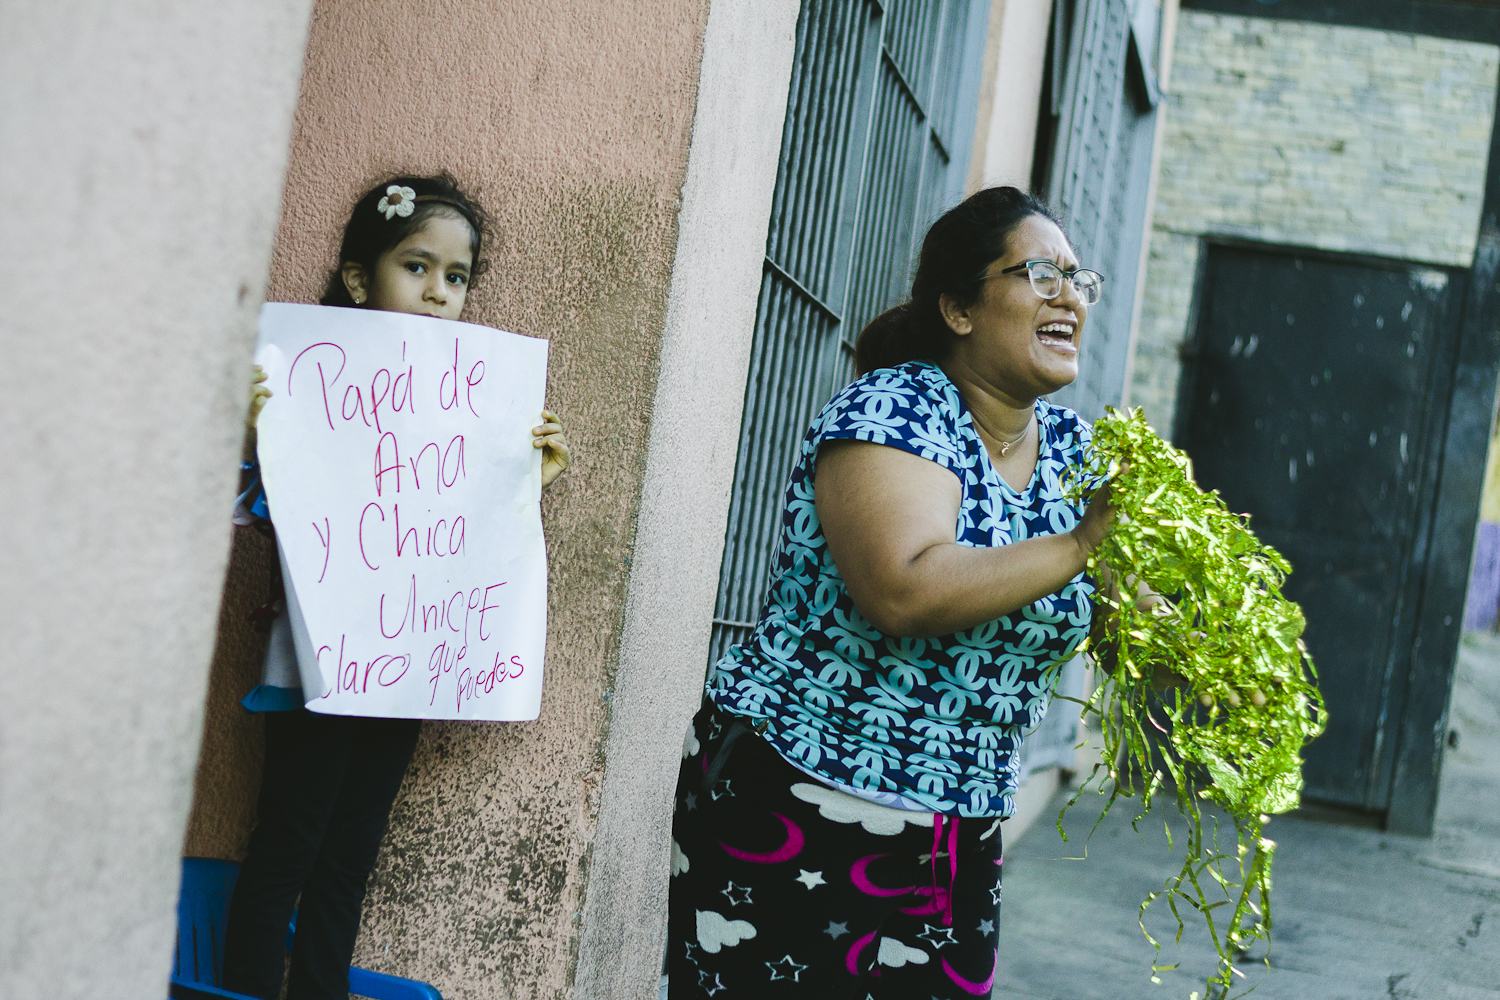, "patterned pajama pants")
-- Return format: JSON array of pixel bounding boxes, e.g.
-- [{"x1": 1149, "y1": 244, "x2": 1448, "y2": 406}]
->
[{"x1": 668, "y1": 700, "x2": 1004, "y2": 999}]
